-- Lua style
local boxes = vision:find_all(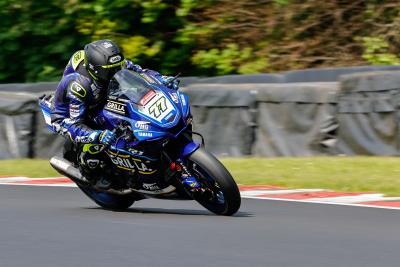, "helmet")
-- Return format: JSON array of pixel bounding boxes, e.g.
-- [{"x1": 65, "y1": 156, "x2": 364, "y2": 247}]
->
[{"x1": 84, "y1": 40, "x2": 125, "y2": 82}]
